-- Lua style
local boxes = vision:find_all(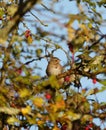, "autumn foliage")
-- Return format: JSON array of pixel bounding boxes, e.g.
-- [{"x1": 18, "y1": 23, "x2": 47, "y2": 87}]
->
[{"x1": 0, "y1": 0, "x2": 106, "y2": 130}]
